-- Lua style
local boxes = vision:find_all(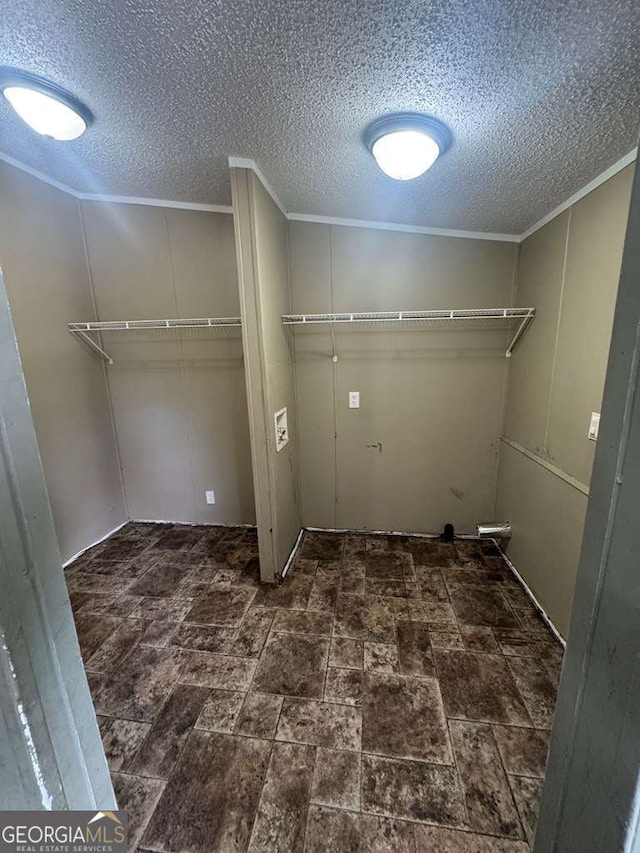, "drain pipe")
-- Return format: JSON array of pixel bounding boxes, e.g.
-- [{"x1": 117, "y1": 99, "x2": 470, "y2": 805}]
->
[{"x1": 477, "y1": 522, "x2": 512, "y2": 539}]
